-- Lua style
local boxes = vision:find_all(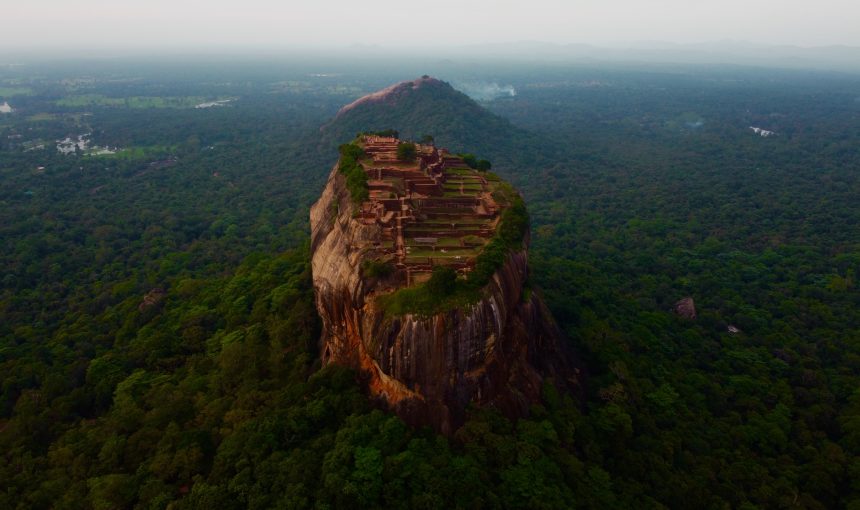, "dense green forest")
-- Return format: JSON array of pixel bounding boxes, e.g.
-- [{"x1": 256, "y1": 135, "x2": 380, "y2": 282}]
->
[{"x1": 1, "y1": 59, "x2": 860, "y2": 508}]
